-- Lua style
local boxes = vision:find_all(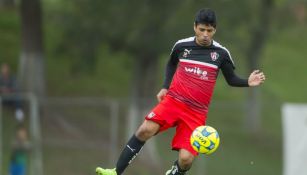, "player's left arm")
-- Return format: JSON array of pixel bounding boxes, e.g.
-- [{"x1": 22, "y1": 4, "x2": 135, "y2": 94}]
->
[{"x1": 221, "y1": 61, "x2": 265, "y2": 87}]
